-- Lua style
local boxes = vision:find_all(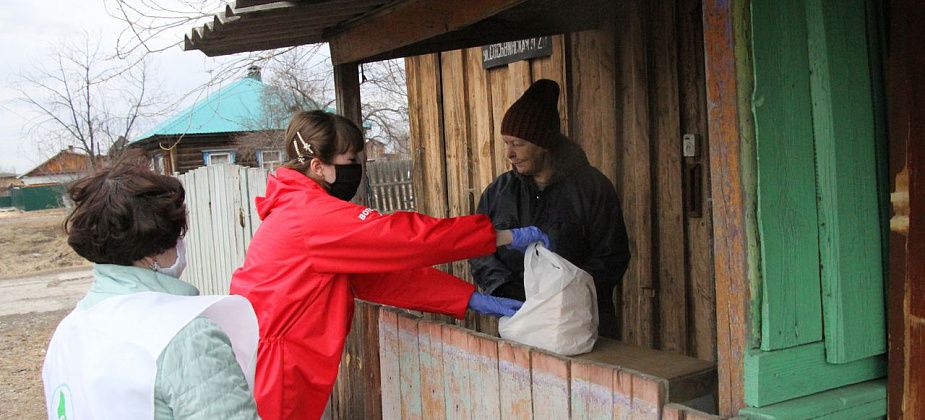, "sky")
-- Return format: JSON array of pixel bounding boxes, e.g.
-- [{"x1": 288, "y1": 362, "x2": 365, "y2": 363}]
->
[{"x1": 0, "y1": 1, "x2": 231, "y2": 174}]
